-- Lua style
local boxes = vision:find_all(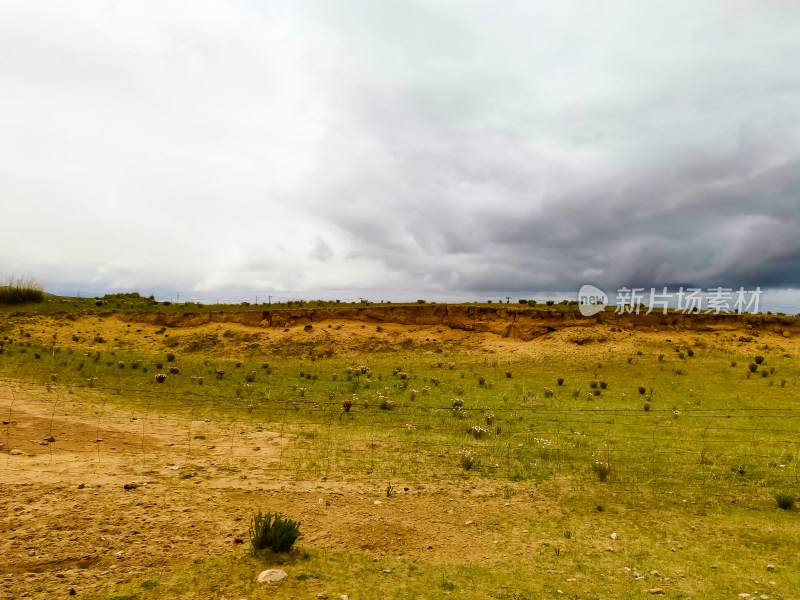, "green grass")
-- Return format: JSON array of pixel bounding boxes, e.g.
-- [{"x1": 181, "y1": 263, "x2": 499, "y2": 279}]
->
[
  {"x1": 3, "y1": 304, "x2": 800, "y2": 599},
  {"x1": 78, "y1": 491, "x2": 800, "y2": 600},
  {"x1": 2, "y1": 335, "x2": 799, "y2": 494},
  {"x1": 0, "y1": 276, "x2": 44, "y2": 304}
]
